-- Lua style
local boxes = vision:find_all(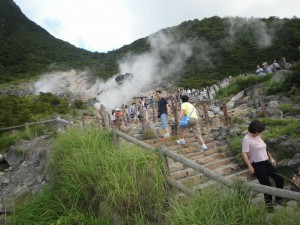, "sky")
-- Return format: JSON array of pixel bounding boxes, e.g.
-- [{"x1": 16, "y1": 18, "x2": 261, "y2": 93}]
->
[{"x1": 14, "y1": 0, "x2": 300, "y2": 53}]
